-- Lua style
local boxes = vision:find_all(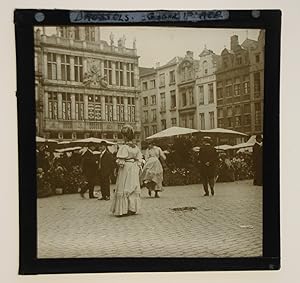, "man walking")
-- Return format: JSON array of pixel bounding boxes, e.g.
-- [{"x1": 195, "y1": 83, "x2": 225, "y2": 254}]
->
[
  {"x1": 198, "y1": 136, "x2": 218, "y2": 196},
  {"x1": 97, "y1": 141, "x2": 114, "y2": 201},
  {"x1": 80, "y1": 142, "x2": 97, "y2": 199}
]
